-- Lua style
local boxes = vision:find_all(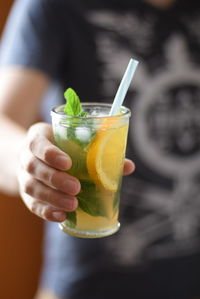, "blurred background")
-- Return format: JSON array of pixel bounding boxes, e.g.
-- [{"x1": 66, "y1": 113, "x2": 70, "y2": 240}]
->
[{"x1": 0, "y1": 4, "x2": 43, "y2": 299}]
